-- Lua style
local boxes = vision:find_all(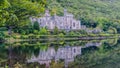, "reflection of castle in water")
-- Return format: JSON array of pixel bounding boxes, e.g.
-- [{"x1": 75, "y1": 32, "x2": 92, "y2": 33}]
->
[{"x1": 27, "y1": 42, "x2": 102, "y2": 68}]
